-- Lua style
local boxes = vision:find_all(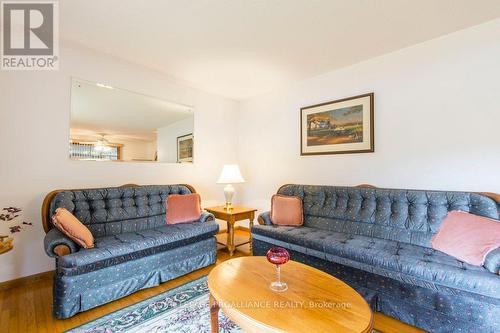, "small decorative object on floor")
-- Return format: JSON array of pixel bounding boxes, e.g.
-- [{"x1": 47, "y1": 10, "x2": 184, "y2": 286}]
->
[{"x1": 266, "y1": 247, "x2": 290, "y2": 292}]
